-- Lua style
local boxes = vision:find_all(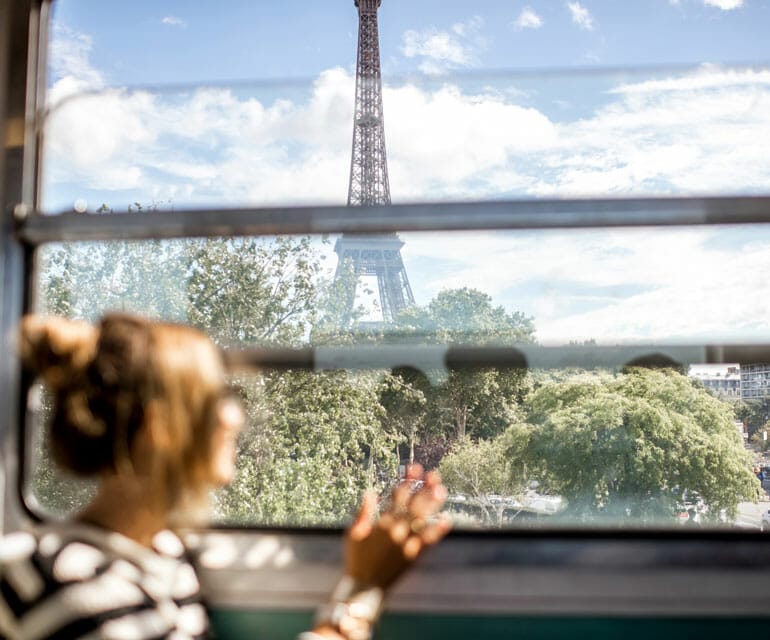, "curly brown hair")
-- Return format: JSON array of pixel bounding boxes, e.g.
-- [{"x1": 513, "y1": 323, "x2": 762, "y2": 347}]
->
[{"x1": 20, "y1": 313, "x2": 226, "y2": 512}]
